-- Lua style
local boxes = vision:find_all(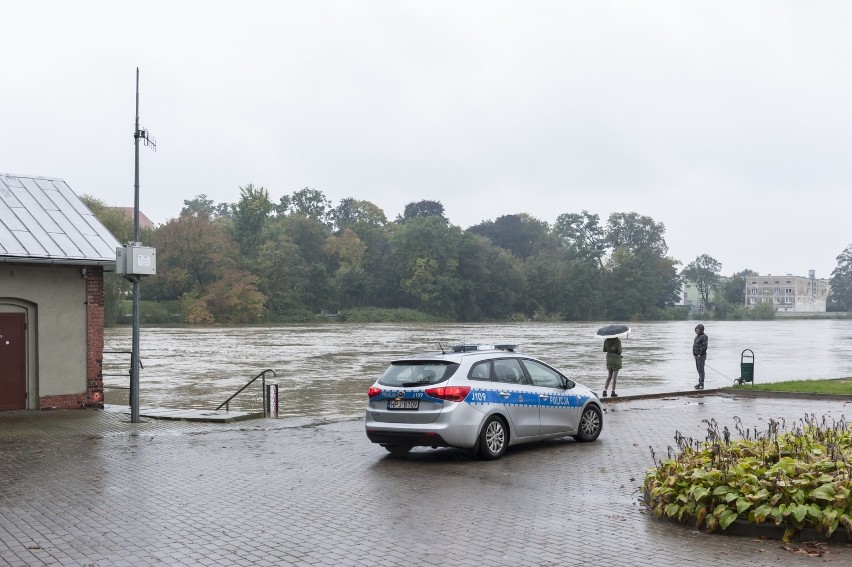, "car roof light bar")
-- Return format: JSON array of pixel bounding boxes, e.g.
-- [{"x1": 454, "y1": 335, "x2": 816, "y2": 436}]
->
[{"x1": 449, "y1": 344, "x2": 518, "y2": 353}]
